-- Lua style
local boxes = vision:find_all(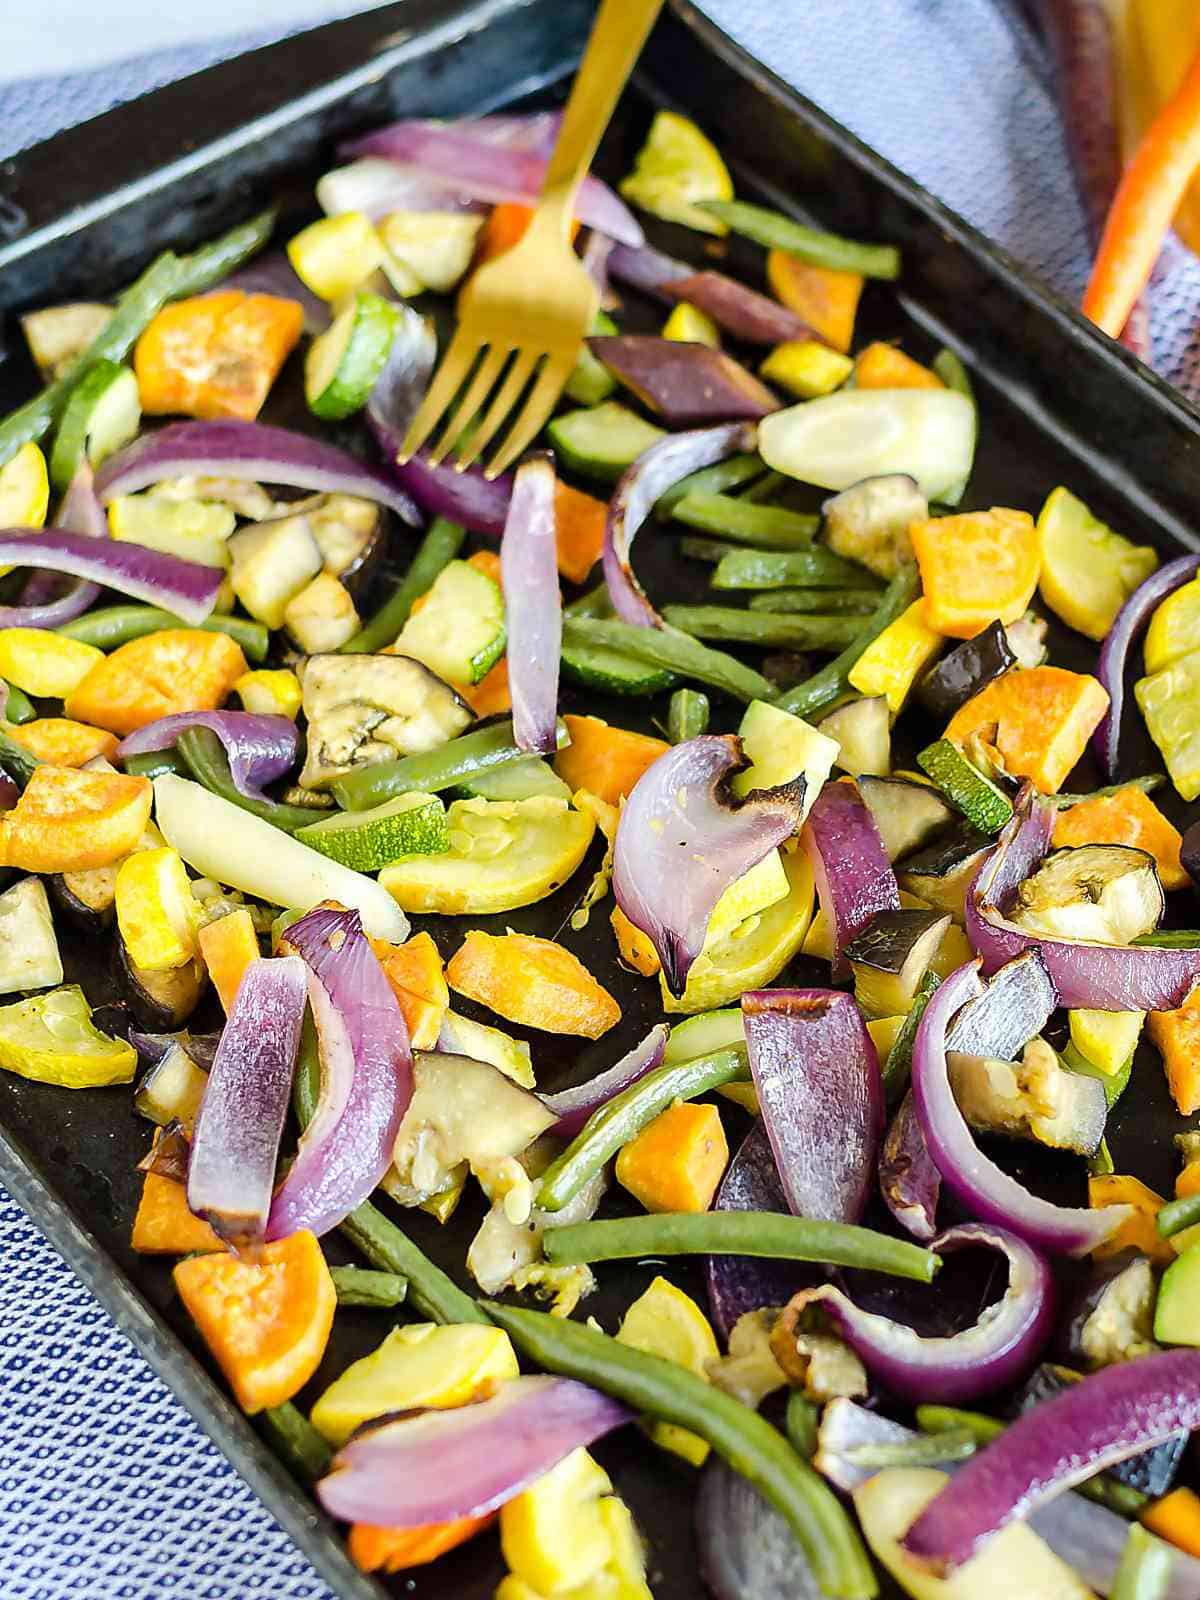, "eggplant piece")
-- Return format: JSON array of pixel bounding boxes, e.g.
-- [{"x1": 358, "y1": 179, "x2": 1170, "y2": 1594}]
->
[
  {"x1": 390, "y1": 1050, "x2": 555, "y2": 1202},
  {"x1": 298, "y1": 652, "x2": 472, "y2": 790},
  {"x1": 916, "y1": 619, "x2": 1017, "y2": 720},
  {"x1": 22, "y1": 302, "x2": 112, "y2": 380},
  {"x1": 1006, "y1": 612, "x2": 1049, "y2": 669},
  {"x1": 1062, "y1": 1252, "x2": 1158, "y2": 1371},
  {"x1": 1012, "y1": 1363, "x2": 1187, "y2": 1497},
  {"x1": 822, "y1": 474, "x2": 928, "y2": 579},
  {"x1": 587, "y1": 335, "x2": 778, "y2": 426},
  {"x1": 289, "y1": 493, "x2": 385, "y2": 599},
  {"x1": 1011, "y1": 845, "x2": 1164, "y2": 946},
  {"x1": 858, "y1": 775, "x2": 954, "y2": 862},
  {"x1": 48, "y1": 859, "x2": 120, "y2": 931},
  {"x1": 115, "y1": 939, "x2": 204, "y2": 1030},
  {"x1": 898, "y1": 823, "x2": 993, "y2": 923},
  {"x1": 820, "y1": 695, "x2": 891, "y2": 778},
  {"x1": 770, "y1": 1308, "x2": 869, "y2": 1403},
  {"x1": 947, "y1": 1036, "x2": 1107, "y2": 1155},
  {"x1": 133, "y1": 1043, "x2": 209, "y2": 1131},
  {"x1": 845, "y1": 909, "x2": 951, "y2": 1018}
]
